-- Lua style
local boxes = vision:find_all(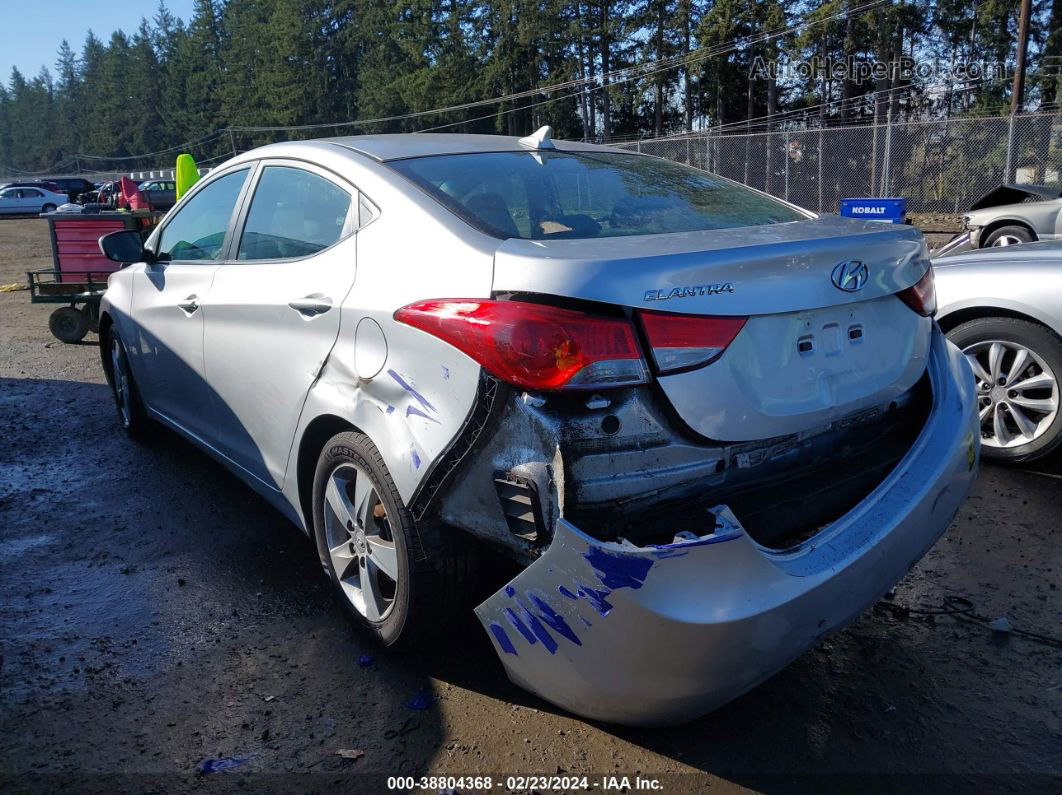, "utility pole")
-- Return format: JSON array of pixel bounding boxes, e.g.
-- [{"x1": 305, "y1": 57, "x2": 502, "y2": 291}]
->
[
  {"x1": 1011, "y1": 0, "x2": 1032, "y2": 114},
  {"x1": 1006, "y1": 0, "x2": 1032, "y2": 181}
]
